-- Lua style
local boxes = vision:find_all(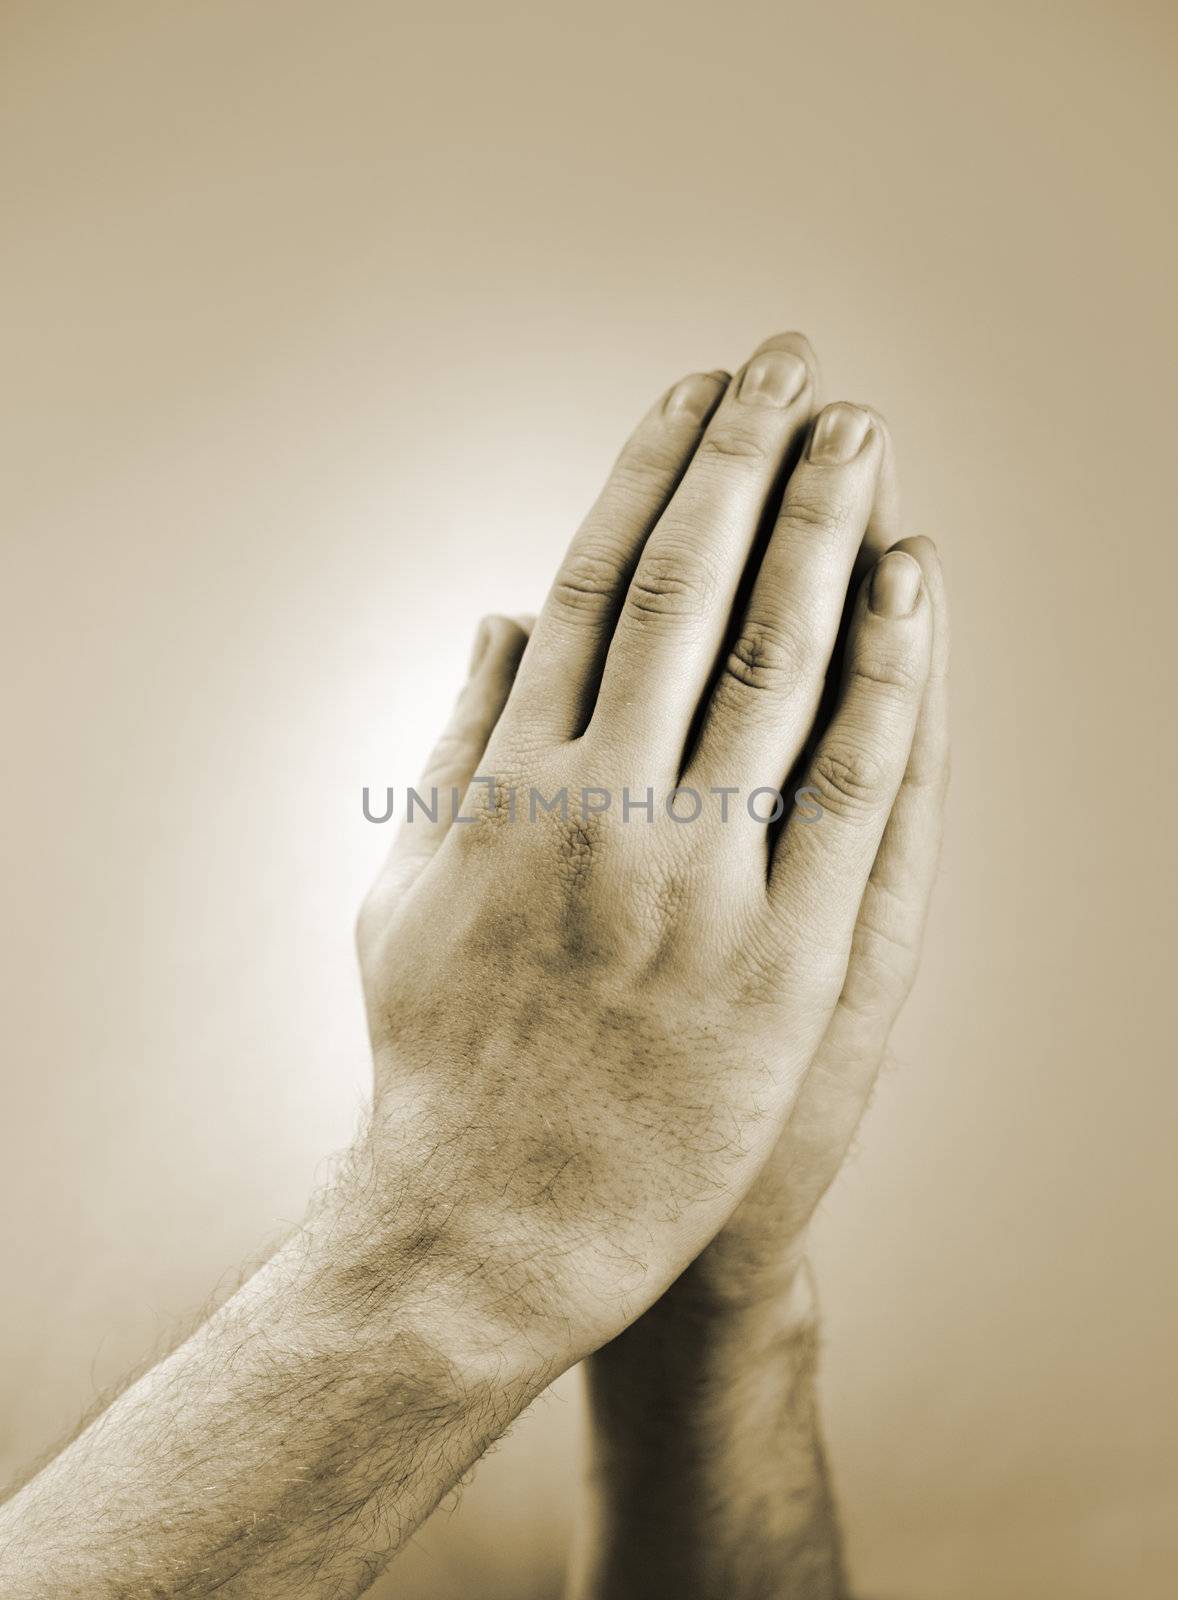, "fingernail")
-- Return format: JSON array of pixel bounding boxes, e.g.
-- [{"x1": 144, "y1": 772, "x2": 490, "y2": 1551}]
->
[
  {"x1": 468, "y1": 617, "x2": 491, "y2": 673},
  {"x1": 808, "y1": 403, "x2": 872, "y2": 464},
  {"x1": 870, "y1": 552, "x2": 922, "y2": 617},
  {"x1": 737, "y1": 350, "x2": 808, "y2": 408},
  {"x1": 665, "y1": 372, "x2": 726, "y2": 423}
]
